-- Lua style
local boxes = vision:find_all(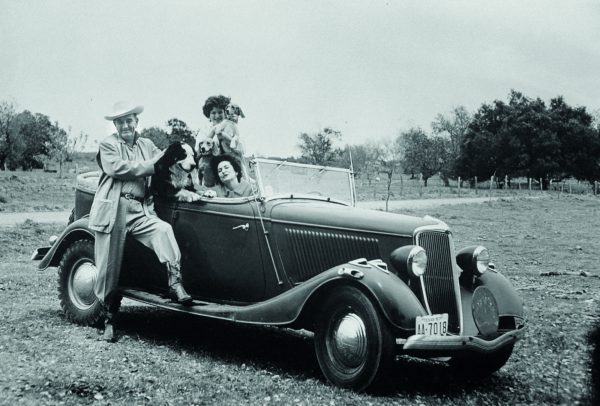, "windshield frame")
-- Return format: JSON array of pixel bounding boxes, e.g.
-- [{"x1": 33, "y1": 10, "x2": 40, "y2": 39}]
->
[{"x1": 251, "y1": 158, "x2": 356, "y2": 206}]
